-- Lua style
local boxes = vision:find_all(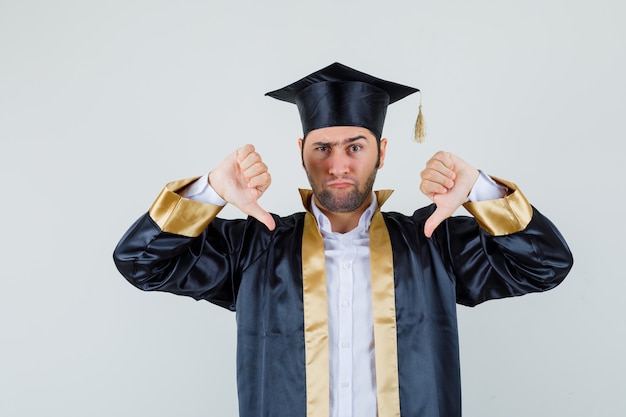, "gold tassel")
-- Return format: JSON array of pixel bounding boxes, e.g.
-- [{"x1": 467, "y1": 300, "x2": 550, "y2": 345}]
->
[{"x1": 414, "y1": 91, "x2": 426, "y2": 143}]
